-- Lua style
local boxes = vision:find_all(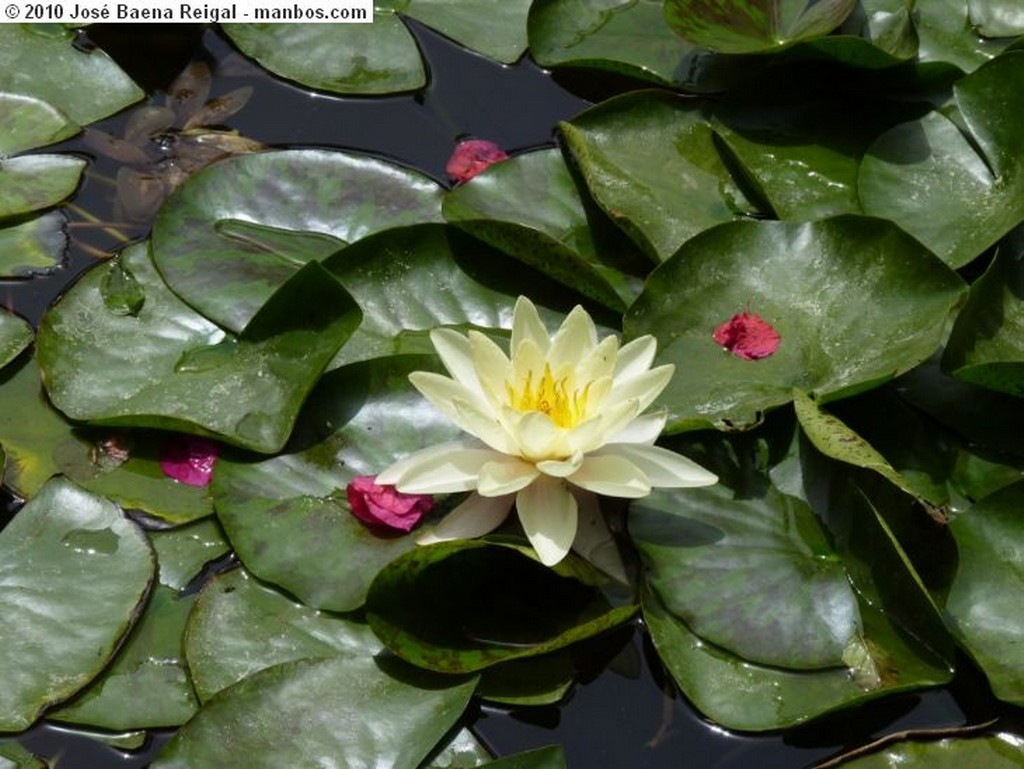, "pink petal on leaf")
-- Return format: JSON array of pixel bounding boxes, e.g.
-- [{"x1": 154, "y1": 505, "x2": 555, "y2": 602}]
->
[
  {"x1": 347, "y1": 474, "x2": 434, "y2": 533},
  {"x1": 713, "y1": 312, "x2": 781, "y2": 360},
  {"x1": 160, "y1": 435, "x2": 220, "y2": 487},
  {"x1": 446, "y1": 139, "x2": 508, "y2": 184}
]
